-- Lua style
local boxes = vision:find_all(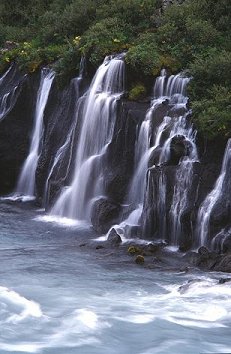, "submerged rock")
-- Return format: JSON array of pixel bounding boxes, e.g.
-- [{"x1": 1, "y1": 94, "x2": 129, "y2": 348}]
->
[
  {"x1": 135, "y1": 255, "x2": 145, "y2": 265},
  {"x1": 218, "y1": 278, "x2": 231, "y2": 284}
]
